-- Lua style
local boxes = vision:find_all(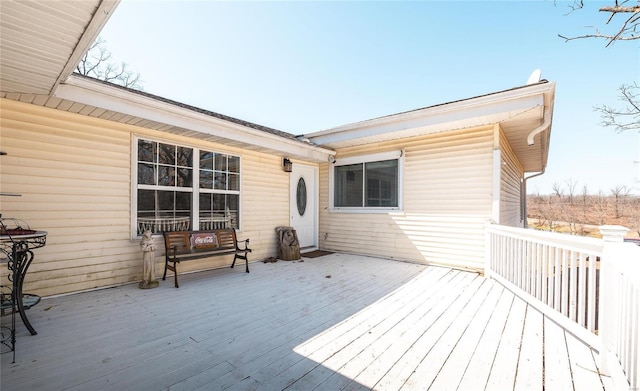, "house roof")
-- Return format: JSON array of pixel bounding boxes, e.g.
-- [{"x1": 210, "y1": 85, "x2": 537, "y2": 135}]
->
[
  {"x1": 0, "y1": 0, "x2": 555, "y2": 172},
  {"x1": 303, "y1": 80, "x2": 555, "y2": 173}
]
